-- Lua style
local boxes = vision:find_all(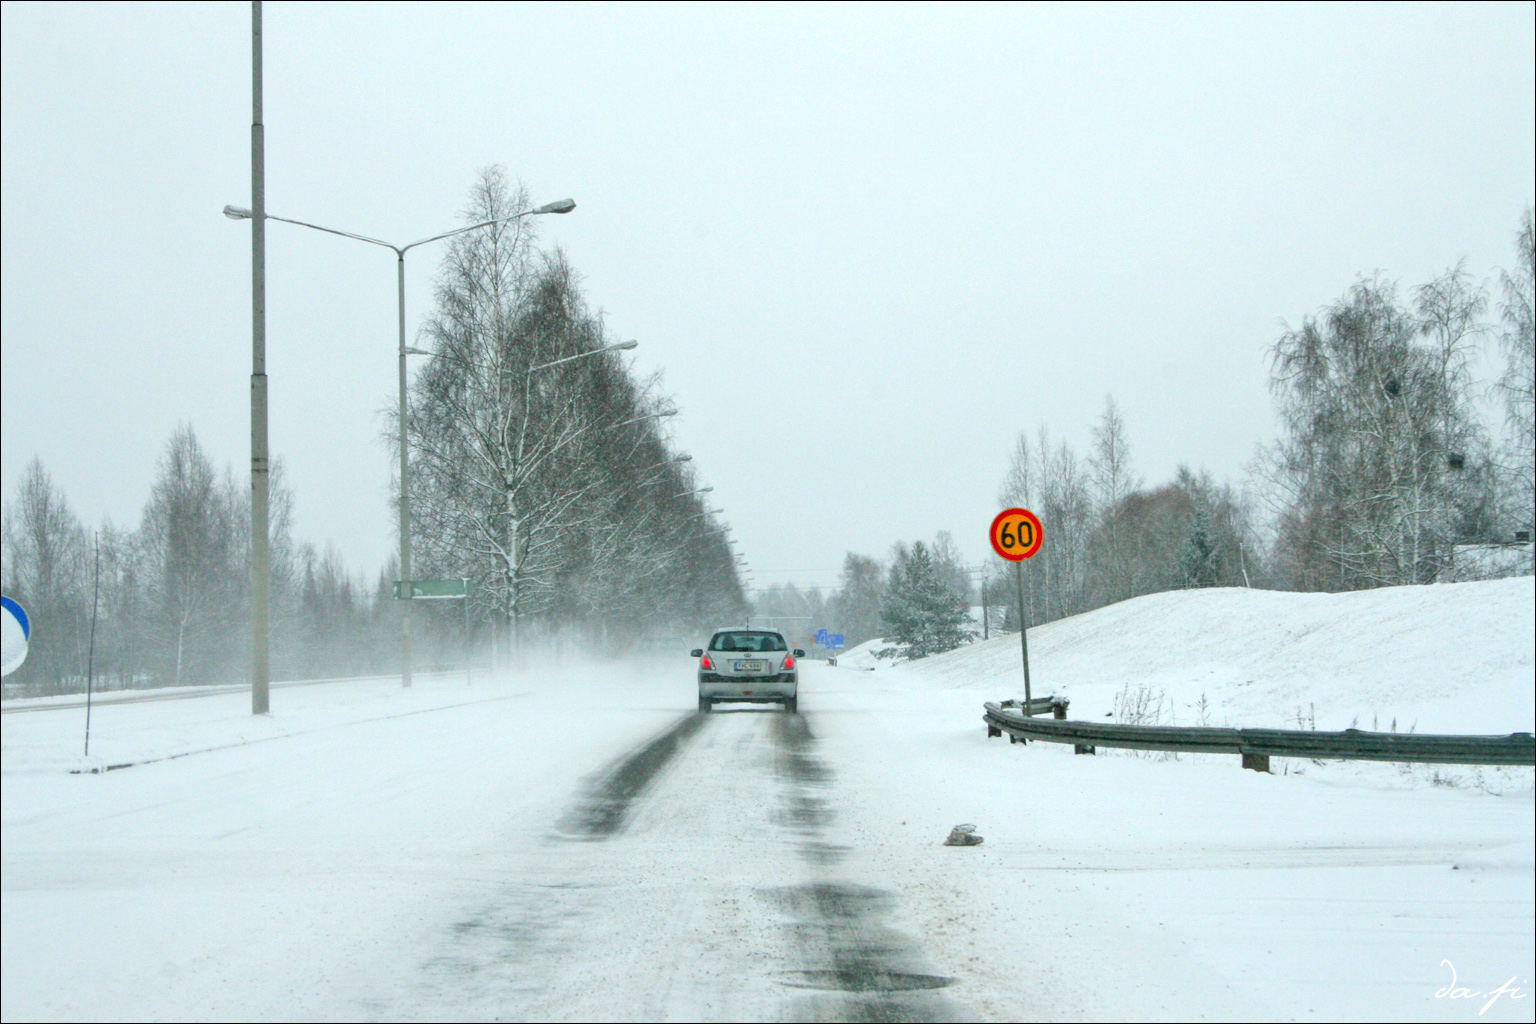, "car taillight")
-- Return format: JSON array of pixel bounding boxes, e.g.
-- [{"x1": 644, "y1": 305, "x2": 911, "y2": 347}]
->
[
  {"x1": 783, "y1": 655, "x2": 795, "y2": 670},
  {"x1": 700, "y1": 655, "x2": 713, "y2": 670}
]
